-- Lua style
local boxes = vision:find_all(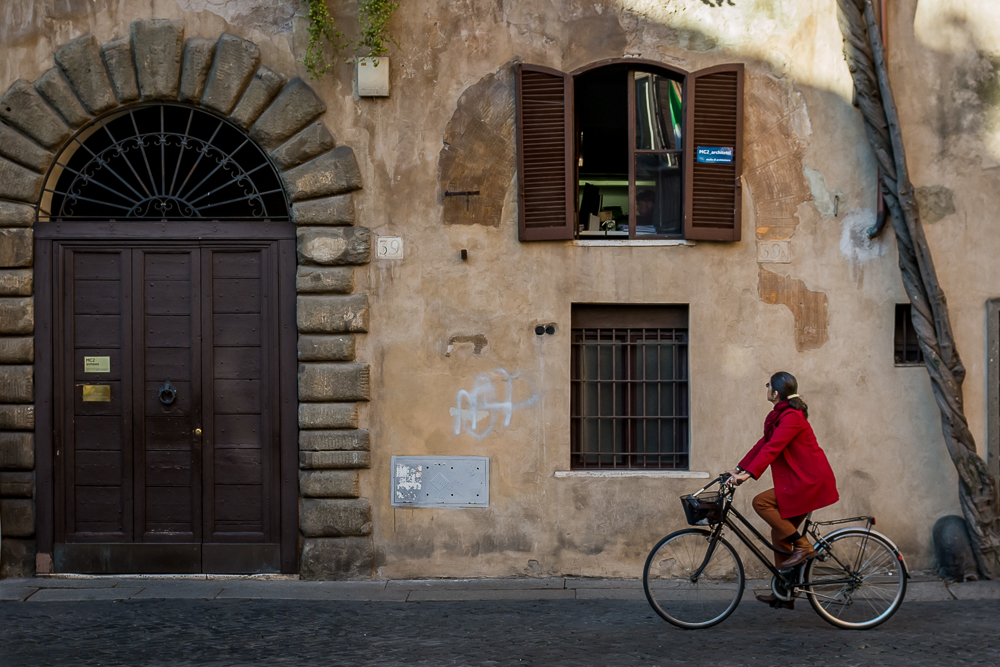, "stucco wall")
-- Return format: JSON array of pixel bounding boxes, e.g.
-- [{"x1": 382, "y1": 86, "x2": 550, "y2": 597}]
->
[{"x1": 3, "y1": 0, "x2": 999, "y2": 578}]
